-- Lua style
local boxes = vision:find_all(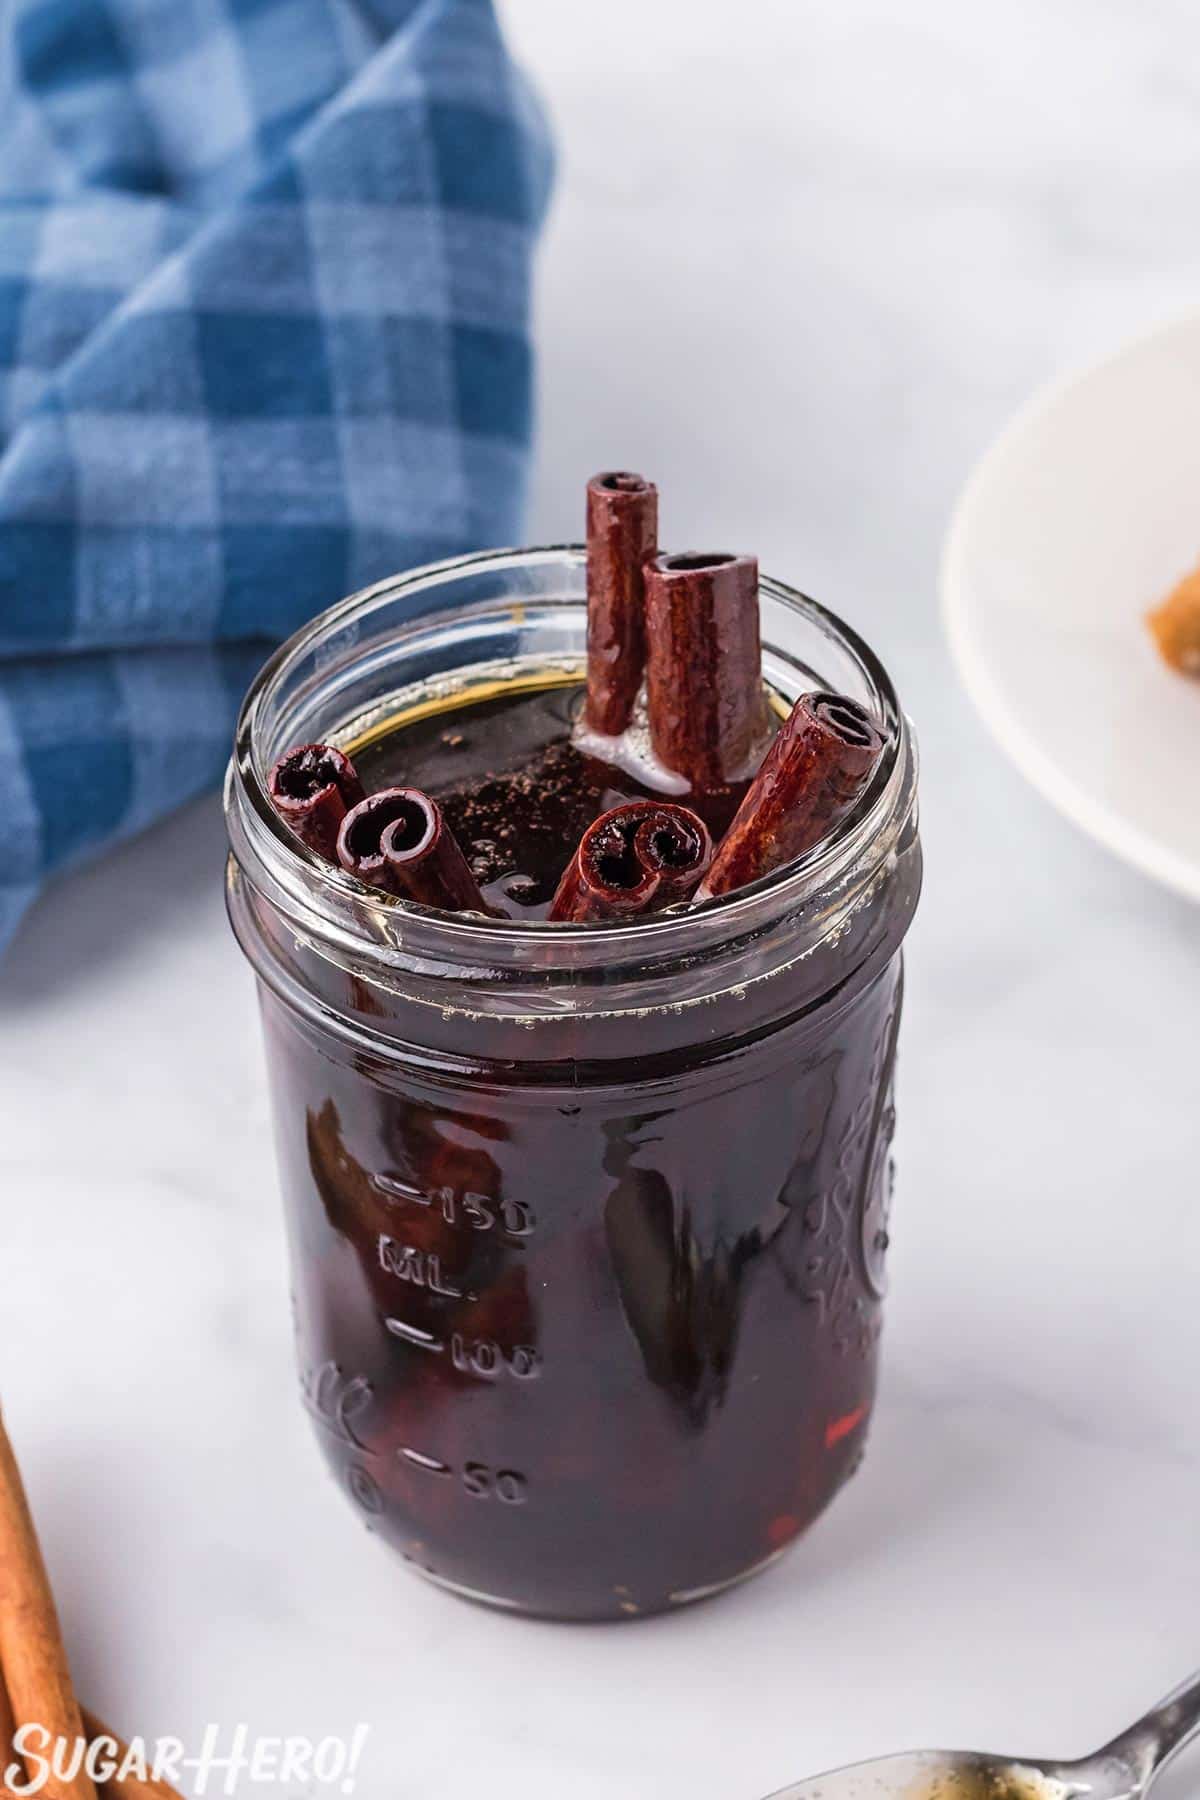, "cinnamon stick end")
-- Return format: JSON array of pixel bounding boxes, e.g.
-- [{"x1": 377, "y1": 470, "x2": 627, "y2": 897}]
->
[
  {"x1": 549, "y1": 800, "x2": 711, "y2": 922},
  {"x1": 338, "y1": 788, "x2": 489, "y2": 915},
  {"x1": 698, "y1": 689, "x2": 886, "y2": 900},
  {"x1": 268, "y1": 743, "x2": 365, "y2": 863}
]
